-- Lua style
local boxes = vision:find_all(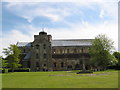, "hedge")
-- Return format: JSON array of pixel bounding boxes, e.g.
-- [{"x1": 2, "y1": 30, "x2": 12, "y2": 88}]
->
[
  {"x1": 1, "y1": 69, "x2": 8, "y2": 73},
  {"x1": 107, "y1": 65, "x2": 120, "y2": 70},
  {"x1": 8, "y1": 68, "x2": 30, "y2": 72}
]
